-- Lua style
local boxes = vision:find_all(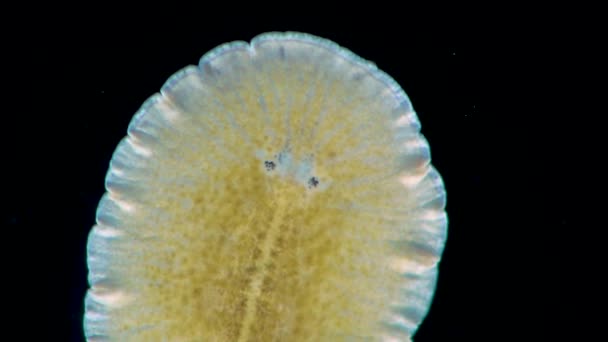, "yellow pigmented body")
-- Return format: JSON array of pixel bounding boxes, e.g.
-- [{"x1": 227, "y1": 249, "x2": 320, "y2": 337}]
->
[{"x1": 85, "y1": 32, "x2": 447, "y2": 341}]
